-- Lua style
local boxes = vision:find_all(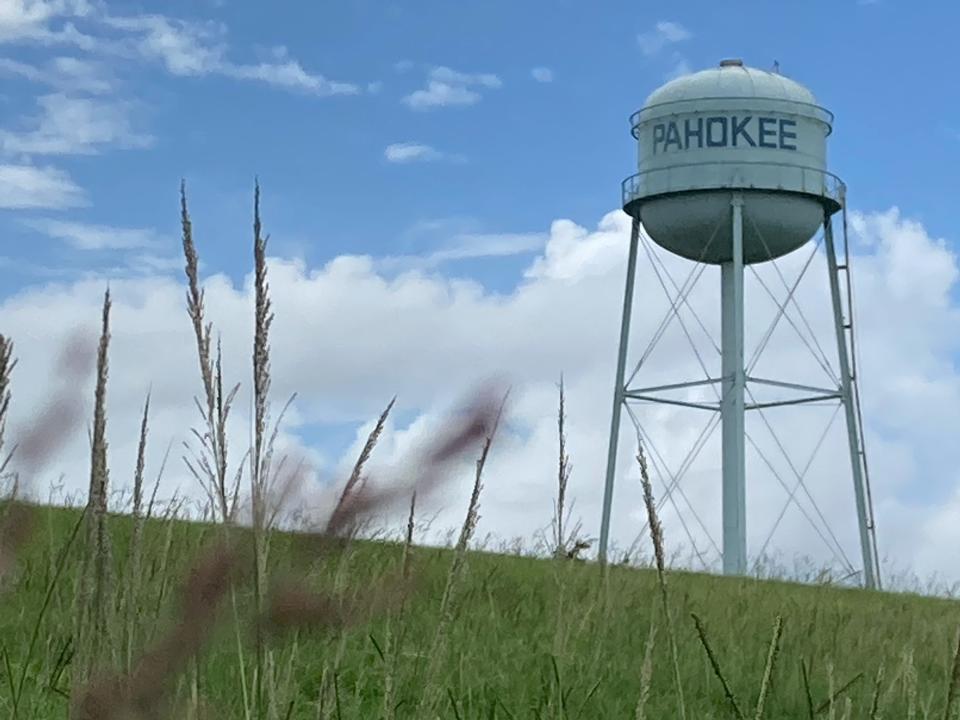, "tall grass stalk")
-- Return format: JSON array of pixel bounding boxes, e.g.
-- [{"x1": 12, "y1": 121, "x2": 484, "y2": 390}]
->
[
  {"x1": 332, "y1": 396, "x2": 396, "y2": 541},
  {"x1": 384, "y1": 492, "x2": 417, "y2": 720},
  {"x1": 869, "y1": 664, "x2": 885, "y2": 720},
  {"x1": 180, "y1": 181, "x2": 241, "y2": 524},
  {"x1": 691, "y1": 612, "x2": 744, "y2": 719},
  {"x1": 637, "y1": 440, "x2": 686, "y2": 720},
  {"x1": 552, "y1": 375, "x2": 570, "y2": 558},
  {"x1": 251, "y1": 179, "x2": 273, "y2": 719},
  {"x1": 944, "y1": 628, "x2": 960, "y2": 720},
  {"x1": 801, "y1": 658, "x2": 816, "y2": 719},
  {"x1": 634, "y1": 617, "x2": 657, "y2": 720},
  {"x1": 76, "y1": 288, "x2": 114, "y2": 683},
  {"x1": 753, "y1": 614, "x2": 783, "y2": 719},
  {"x1": 249, "y1": 183, "x2": 302, "y2": 719},
  {"x1": 420, "y1": 391, "x2": 506, "y2": 714},
  {"x1": 401, "y1": 492, "x2": 416, "y2": 582},
  {"x1": 0, "y1": 335, "x2": 15, "y2": 475},
  {"x1": 180, "y1": 182, "x2": 251, "y2": 718},
  {"x1": 125, "y1": 393, "x2": 150, "y2": 673}
]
